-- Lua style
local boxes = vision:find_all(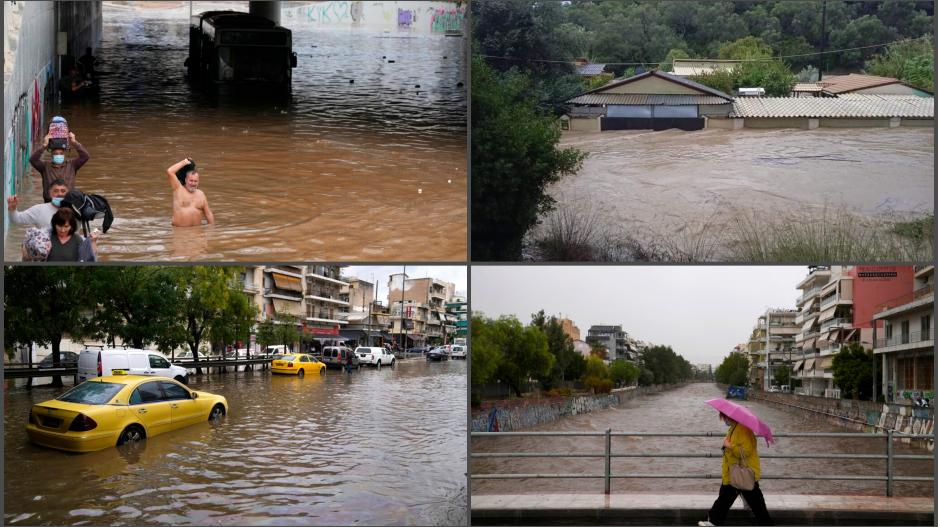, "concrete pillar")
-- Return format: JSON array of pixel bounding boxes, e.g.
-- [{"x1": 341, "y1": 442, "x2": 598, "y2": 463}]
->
[
  {"x1": 889, "y1": 117, "x2": 901, "y2": 128},
  {"x1": 808, "y1": 118, "x2": 820, "y2": 129},
  {"x1": 249, "y1": 1, "x2": 280, "y2": 25},
  {"x1": 733, "y1": 118, "x2": 744, "y2": 130}
]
